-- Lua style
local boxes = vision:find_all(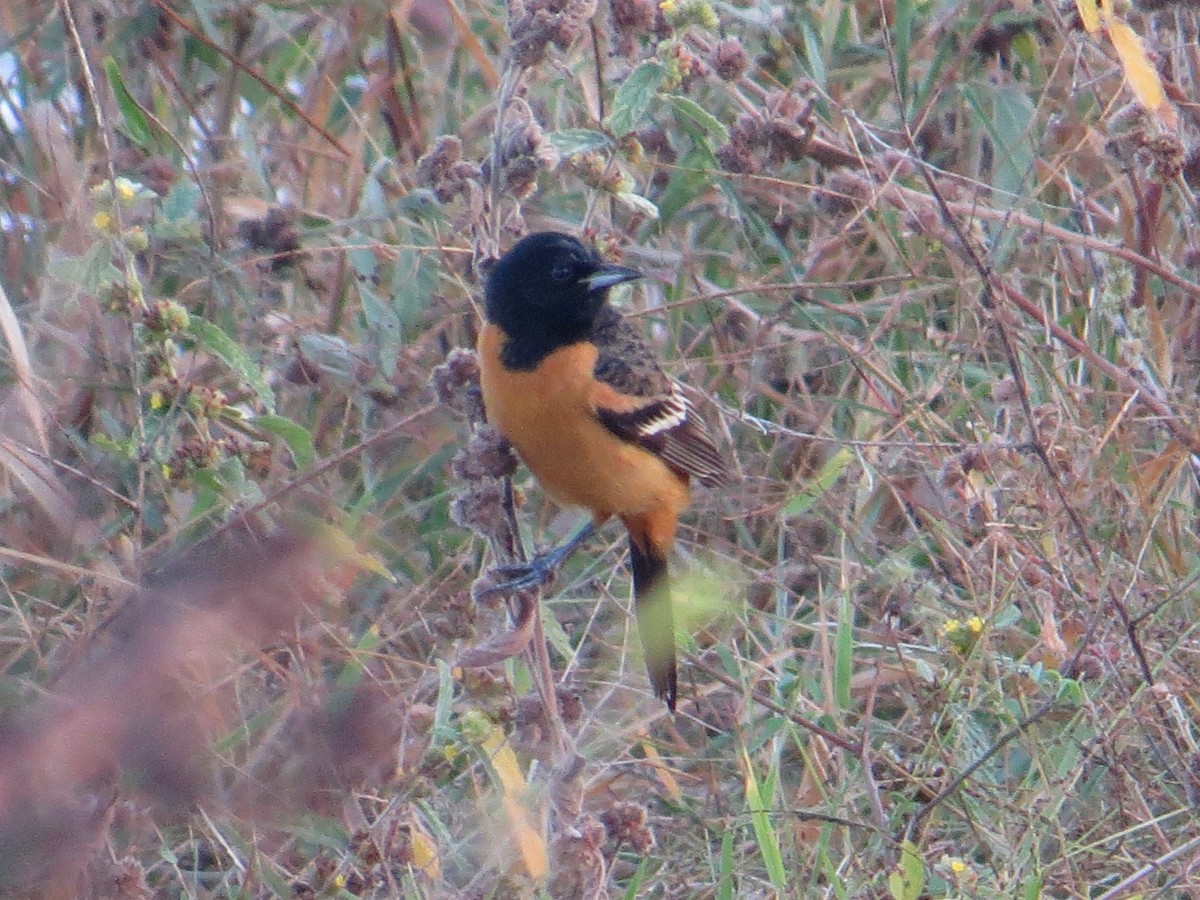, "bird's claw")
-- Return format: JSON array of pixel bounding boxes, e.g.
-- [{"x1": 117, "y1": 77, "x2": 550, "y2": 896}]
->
[
  {"x1": 477, "y1": 555, "x2": 558, "y2": 596},
  {"x1": 474, "y1": 523, "x2": 595, "y2": 599}
]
